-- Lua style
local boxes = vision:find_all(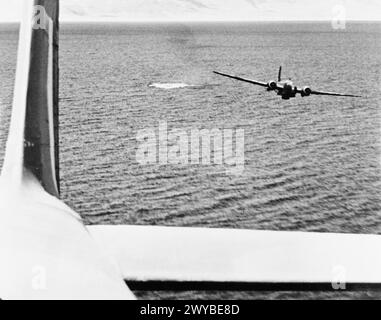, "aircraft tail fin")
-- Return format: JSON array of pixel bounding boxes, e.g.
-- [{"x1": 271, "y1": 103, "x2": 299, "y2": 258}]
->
[
  {"x1": 278, "y1": 66, "x2": 282, "y2": 82},
  {"x1": 1, "y1": 0, "x2": 60, "y2": 198}
]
